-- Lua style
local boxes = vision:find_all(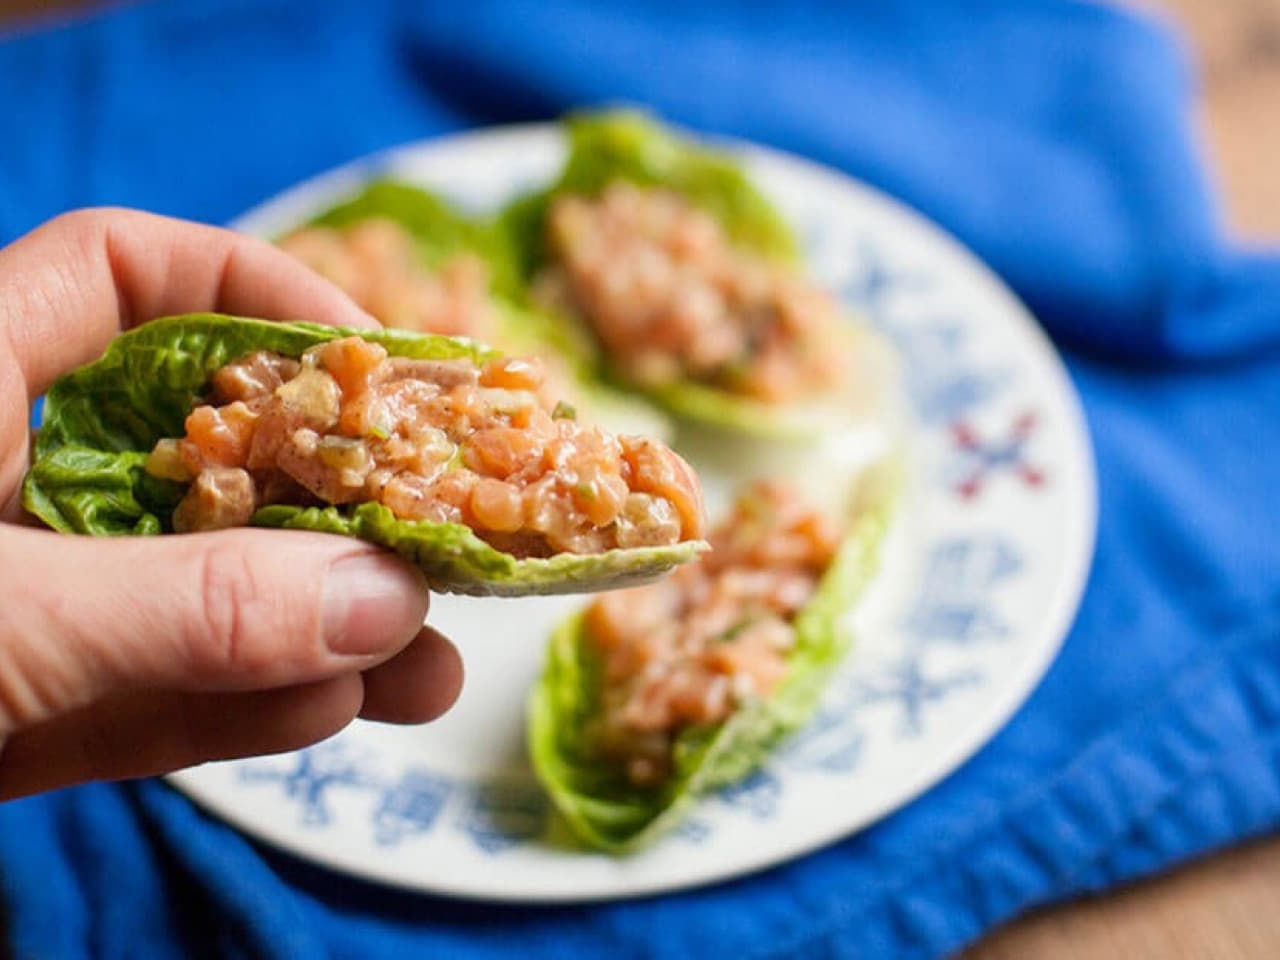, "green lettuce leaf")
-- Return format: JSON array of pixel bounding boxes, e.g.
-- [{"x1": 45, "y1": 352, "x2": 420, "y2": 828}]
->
[
  {"x1": 502, "y1": 110, "x2": 798, "y2": 277},
  {"x1": 500, "y1": 111, "x2": 872, "y2": 439},
  {"x1": 297, "y1": 179, "x2": 667, "y2": 437},
  {"x1": 307, "y1": 179, "x2": 517, "y2": 290},
  {"x1": 22, "y1": 447, "x2": 182, "y2": 537},
  {"x1": 23, "y1": 313, "x2": 705, "y2": 597},
  {"x1": 300, "y1": 180, "x2": 595, "y2": 371},
  {"x1": 528, "y1": 472, "x2": 896, "y2": 850}
]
